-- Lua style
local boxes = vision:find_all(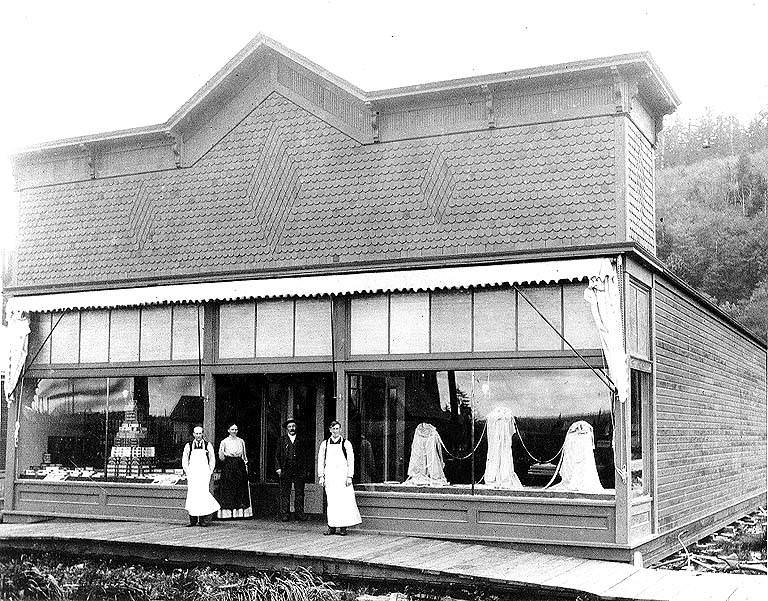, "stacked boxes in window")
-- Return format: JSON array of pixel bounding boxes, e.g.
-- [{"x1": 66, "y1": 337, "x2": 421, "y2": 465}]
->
[{"x1": 107, "y1": 402, "x2": 156, "y2": 477}]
